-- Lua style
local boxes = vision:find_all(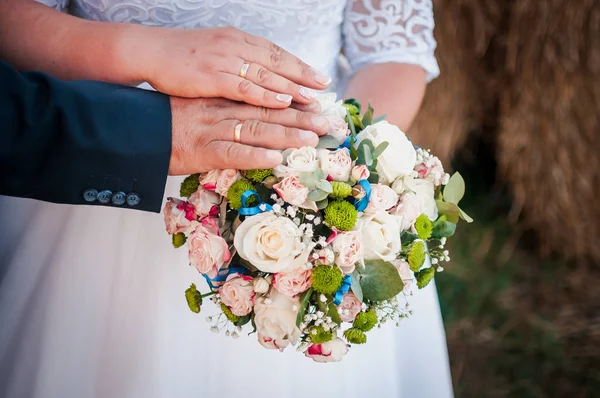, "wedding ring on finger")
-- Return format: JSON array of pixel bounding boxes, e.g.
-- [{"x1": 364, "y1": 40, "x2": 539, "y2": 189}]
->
[
  {"x1": 233, "y1": 123, "x2": 243, "y2": 143},
  {"x1": 239, "y1": 62, "x2": 251, "y2": 78}
]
